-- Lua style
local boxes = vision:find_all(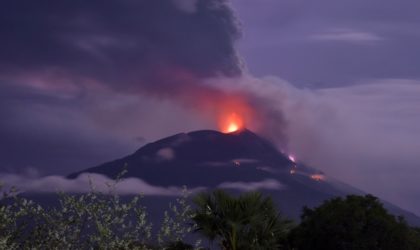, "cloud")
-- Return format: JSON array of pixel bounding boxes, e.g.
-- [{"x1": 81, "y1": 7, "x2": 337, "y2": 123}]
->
[
  {"x1": 0, "y1": 76, "x2": 219, "y2": 175},
  {"x1": 1, "y1": 0, "x2": 420, "y2": 219},
  {"x1": 291, "y1": 80, "x2": 420, "y2": 214},
  {"x1": 231, "y1": 158, "x2": 259, "y2": 164},
  {"x1": 232, "y1": 0, "x2": 420, "y2": 86},
  {"x1": 0, "y1": 173, "x2": 204, "y2": 196},
  {"x1": 218, "y1": 179, "x2": 285, "y2": 191},
  {"x1": 212, "y1": 75, "x2": 420, "y2": 215},
  {"x1": 0, "y1": 0, "x2": 242, "y2": 93},
  {"x1": 0, "y1": 173, "x2": 286, "y2": 196},
  {"x1": 156, "y1": 147, "x2": 176, "y2": 161},
  {"x1": 228, "y1": 0, "x2": 420, "y2": 215},
  {"x1": 168, "y1": 133, "x2": 192, "y2": 147},
  {"x1": 310, "y1": 29, "x2": 383, "y2": 43},
  {"x1": 0, "y1": 0, "x2": 247, "y2": 175}
]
